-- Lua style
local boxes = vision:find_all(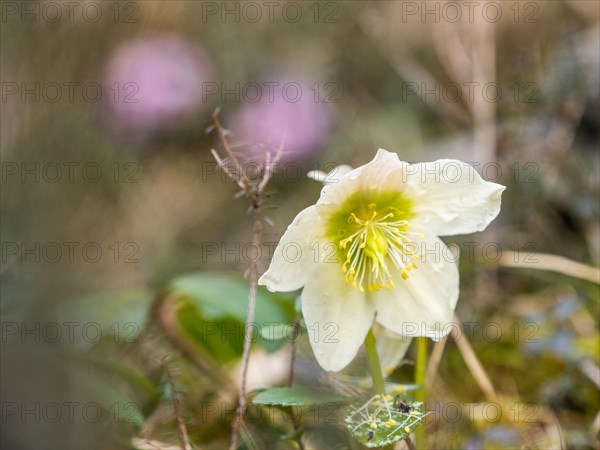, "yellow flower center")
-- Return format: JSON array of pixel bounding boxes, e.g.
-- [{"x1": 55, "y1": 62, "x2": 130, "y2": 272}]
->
[{"x1": 326, "y1": 189, "x2": 422, "y2": 292}]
